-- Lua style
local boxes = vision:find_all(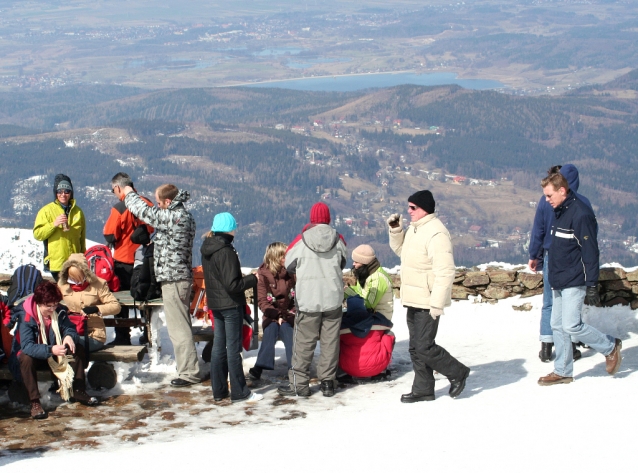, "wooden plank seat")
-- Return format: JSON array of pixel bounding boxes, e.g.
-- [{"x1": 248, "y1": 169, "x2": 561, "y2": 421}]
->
[{"x1": 0, "y1": 345, "x2": 149, "y2": 395}]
